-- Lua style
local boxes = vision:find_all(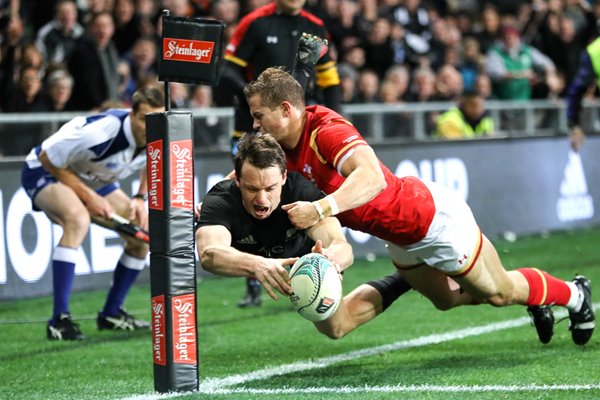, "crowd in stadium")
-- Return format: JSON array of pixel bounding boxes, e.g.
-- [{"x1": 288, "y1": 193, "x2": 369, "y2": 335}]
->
[{"x1": 0, "y1": 0, "x2": 598, "y2": 118}]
